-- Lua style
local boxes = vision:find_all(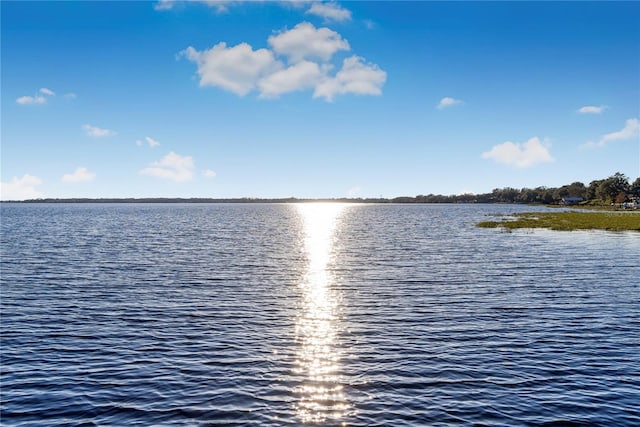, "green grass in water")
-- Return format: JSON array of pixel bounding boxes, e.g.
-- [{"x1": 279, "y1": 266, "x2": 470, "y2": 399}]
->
[{"x1": 477, "y1": 211, "x2": 640, "y2": 232}]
